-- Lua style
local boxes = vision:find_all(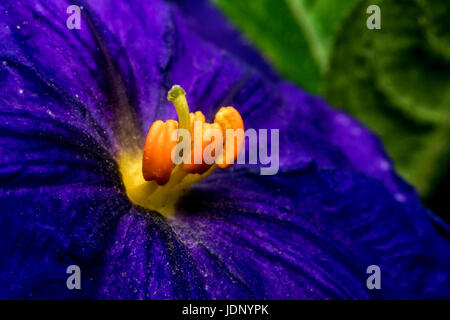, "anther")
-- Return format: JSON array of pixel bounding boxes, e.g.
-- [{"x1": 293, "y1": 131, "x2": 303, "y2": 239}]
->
[
  {"x1": 214, "y1": 106, "x2": 245, "y2": 168},
  {"x1": 142, "y1": 120, "x2": 178, "y2": 185}
]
